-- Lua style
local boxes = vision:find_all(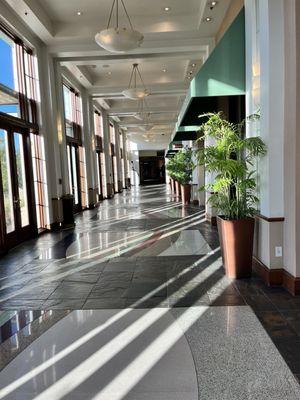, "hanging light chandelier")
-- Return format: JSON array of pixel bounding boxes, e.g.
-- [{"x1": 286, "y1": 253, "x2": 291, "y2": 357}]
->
[
  {"x1": 95, "y1": 0, "x2": 144, "y2": 53},
  {"x1": 122, "y1": 63, "x2": 149, "y2": 100},
  {"x1": 136, "y1": 99, "x2": 154, "y2": 131}
]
